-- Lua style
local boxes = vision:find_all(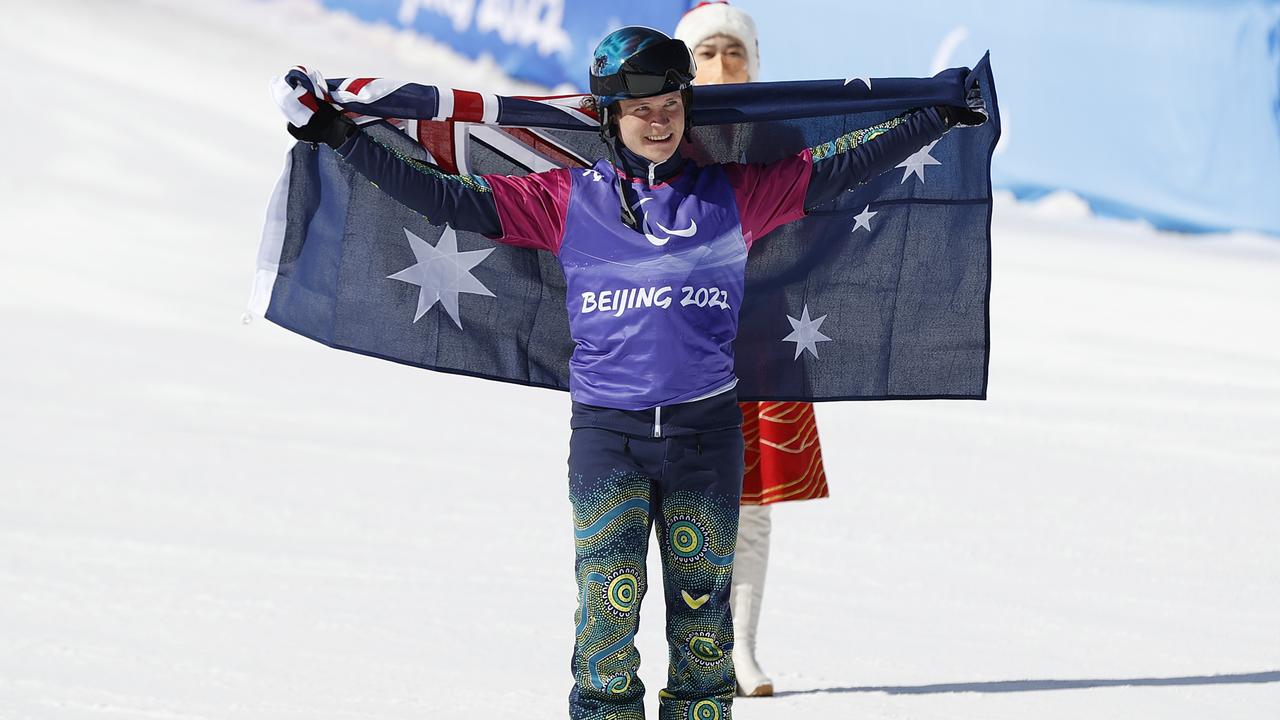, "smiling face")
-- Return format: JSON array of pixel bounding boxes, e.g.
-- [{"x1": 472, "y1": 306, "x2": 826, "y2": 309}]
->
[
  {"x1": 614, "y1": 90, "x2": 686, "y2": 165},
  {"x1": 693, "y1": 34, "x2": 749, "y2": 85}
]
